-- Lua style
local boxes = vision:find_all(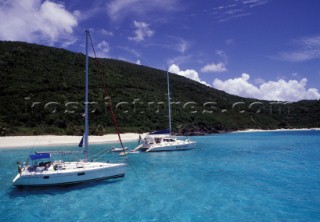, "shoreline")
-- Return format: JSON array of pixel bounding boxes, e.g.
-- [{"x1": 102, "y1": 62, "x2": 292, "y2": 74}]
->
[
  {"x1": 0, "y1": 133, "x2": 147, "y2": 149},
  {"x1": 0, "y1": 128, "x2": 319, "y2": 149},
  {"x1": 233, "y1": 128, "x2": 320, "y2": 133}
]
